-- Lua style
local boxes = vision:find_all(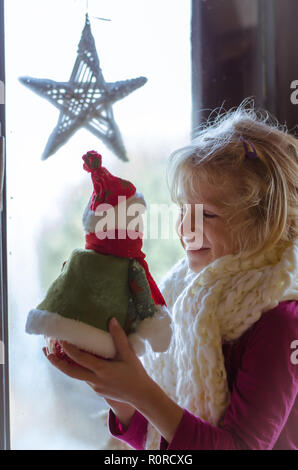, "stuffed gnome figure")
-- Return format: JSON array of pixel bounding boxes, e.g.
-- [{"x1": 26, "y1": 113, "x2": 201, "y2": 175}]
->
[{"x1": 25, "y1": 150, "x2": 173, "y2": 362}]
